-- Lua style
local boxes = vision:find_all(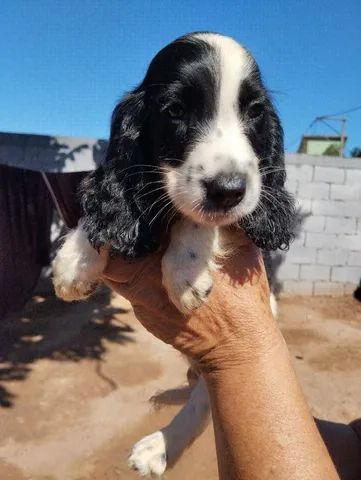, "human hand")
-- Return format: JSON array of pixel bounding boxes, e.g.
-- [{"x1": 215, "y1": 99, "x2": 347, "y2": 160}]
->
[{"x1": 100, "y1": 232, "x2": 277, "y2": 372}]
